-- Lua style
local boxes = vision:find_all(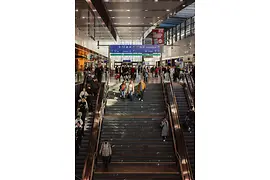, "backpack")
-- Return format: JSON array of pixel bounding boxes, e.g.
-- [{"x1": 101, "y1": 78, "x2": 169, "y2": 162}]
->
[{"x1": 121, "y1": 84, "x2": 126, "y2": 91}]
